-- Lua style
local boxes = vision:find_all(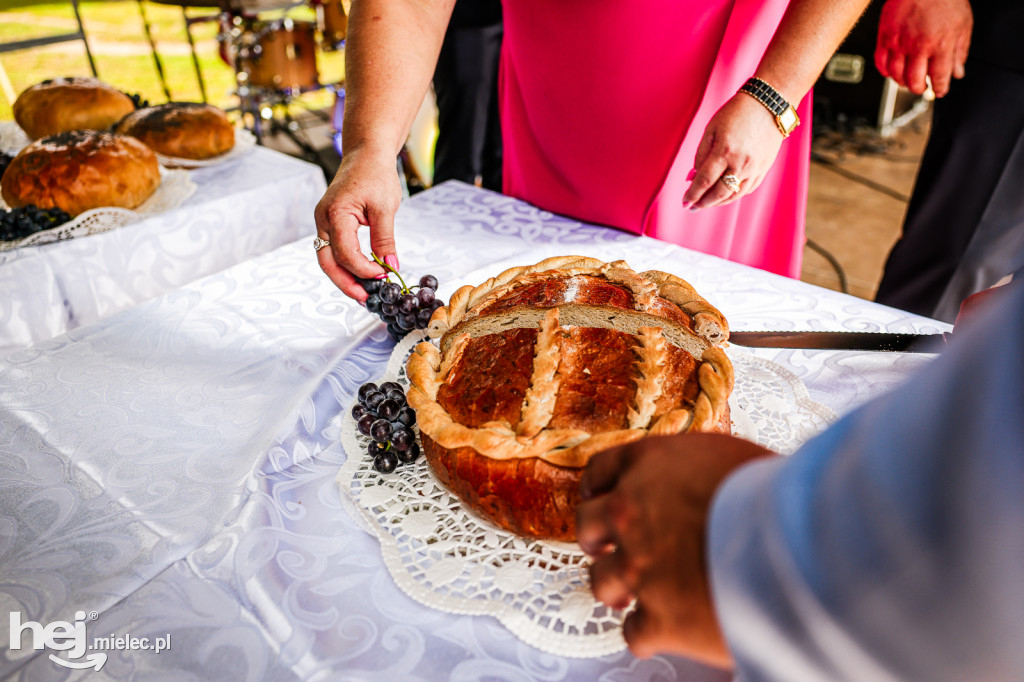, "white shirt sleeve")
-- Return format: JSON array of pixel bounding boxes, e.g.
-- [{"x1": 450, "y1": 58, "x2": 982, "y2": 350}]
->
[{"x1": 708, "y1": 282, "x2": 1024, "y2": 682}]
